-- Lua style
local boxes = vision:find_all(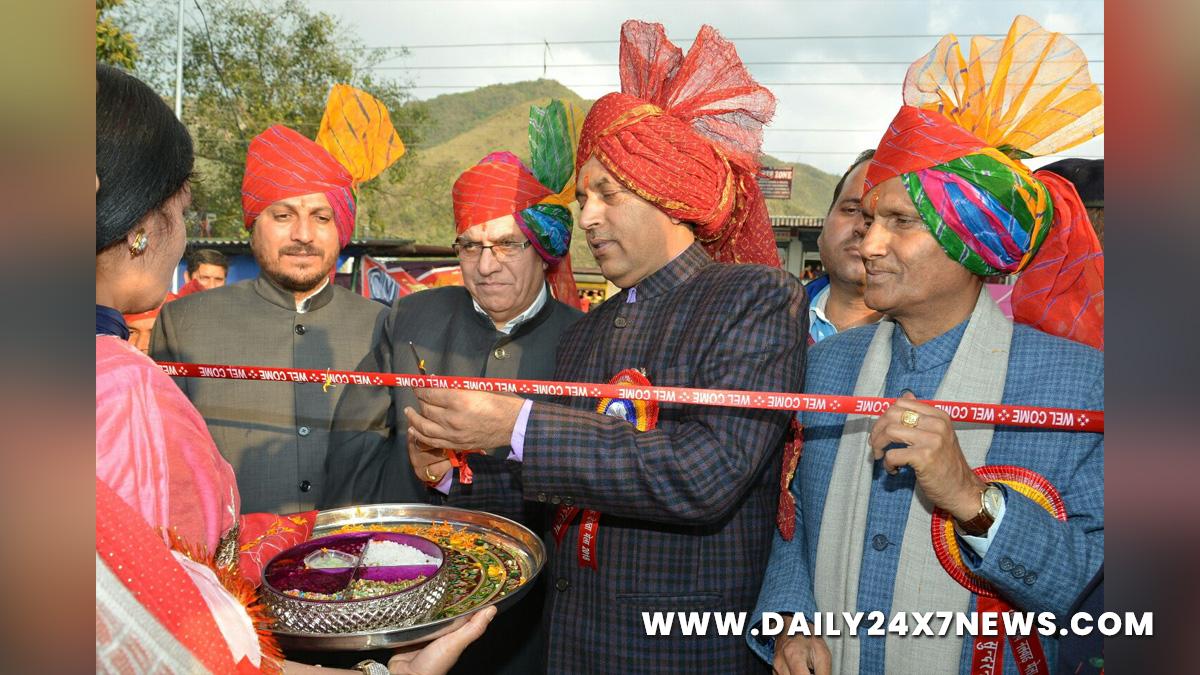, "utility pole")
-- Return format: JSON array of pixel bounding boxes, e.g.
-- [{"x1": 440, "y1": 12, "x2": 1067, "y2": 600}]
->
[
  {"x1": 173, "y1": 0, "x2": 186, "y2": 293},
  {"x1": 173, "y1": 0, "x2": 185, "y2": 119}
]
